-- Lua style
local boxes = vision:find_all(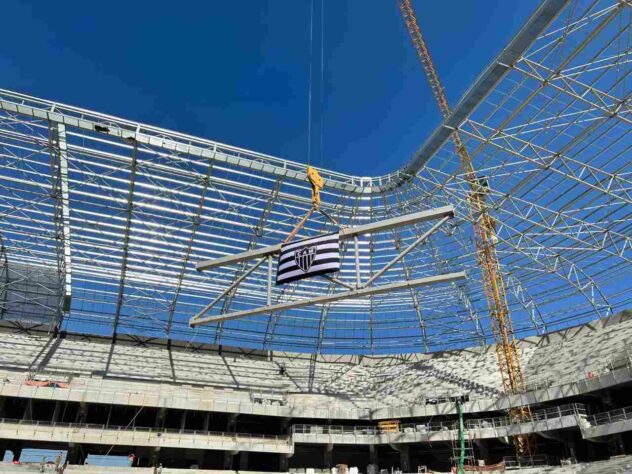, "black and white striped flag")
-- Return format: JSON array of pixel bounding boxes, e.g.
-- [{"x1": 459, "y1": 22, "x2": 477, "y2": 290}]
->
[{"x1": 276, "y1": 232, "x2": 340, "y2": 285}]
